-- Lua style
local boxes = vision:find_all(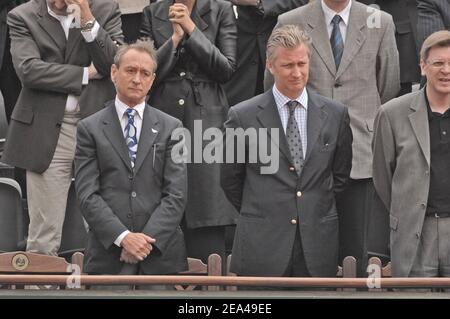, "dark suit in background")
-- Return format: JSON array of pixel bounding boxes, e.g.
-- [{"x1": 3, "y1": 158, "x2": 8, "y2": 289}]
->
[
  {"x1": 0, "y1": 0, "x2": 25, "y2": 123},
  {"x1": 417, "y1": 0, "x2": 450, "y2": 50},
  {"x1": 362, "y1": 0, "x2": 420, "y2": 95},
  {"x1": 224, "y1": 0, "x2": 308, "y2": 106},
  {"x1": 222, "y1": 88, "x2": 352, "y2": 277},
  {"x1": 115, "y1": 0, "x2": 153, "y2": 43},
  {"x1": 75, "y1": 101, "x2": 187, "y2": 275},
  {"x1": 140, "y1": 0, "x2": 238, "y2": 263}
]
